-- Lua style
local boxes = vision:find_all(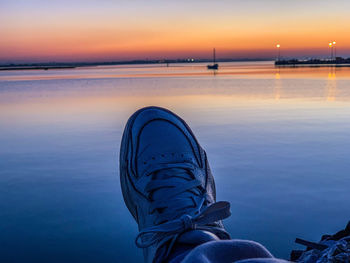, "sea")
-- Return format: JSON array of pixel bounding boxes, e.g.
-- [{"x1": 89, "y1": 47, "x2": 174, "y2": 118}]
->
[{"x1": 1, "y1": 61, "x2": 350, "y2": 262}]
